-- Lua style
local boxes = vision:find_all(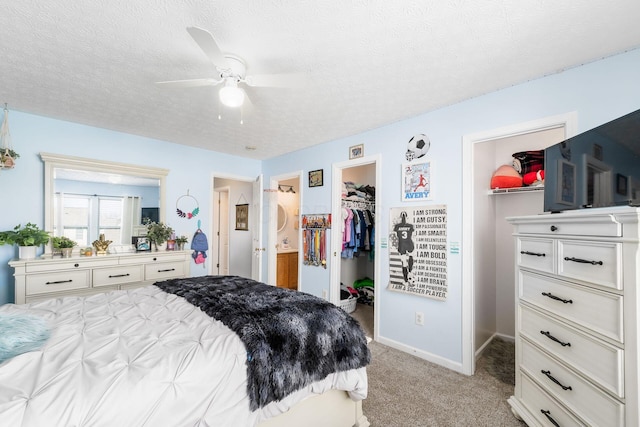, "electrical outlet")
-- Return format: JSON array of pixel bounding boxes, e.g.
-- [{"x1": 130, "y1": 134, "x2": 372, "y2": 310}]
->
[
  {"x1": 415, "y1": 311, "x2": 424, "y2": 326},
  {"x1": 322, "y1": 290, "x2": 328, "y2": 300}
]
